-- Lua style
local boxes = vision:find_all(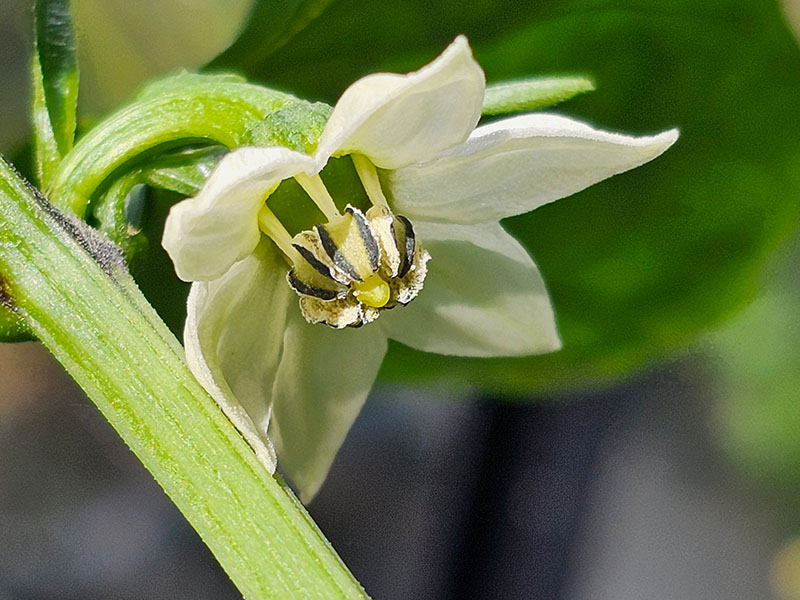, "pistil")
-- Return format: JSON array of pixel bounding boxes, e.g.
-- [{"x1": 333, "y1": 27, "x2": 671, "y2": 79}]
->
[{"x1": 352, "y1": 274, "x2": 391, "y2": 308}]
